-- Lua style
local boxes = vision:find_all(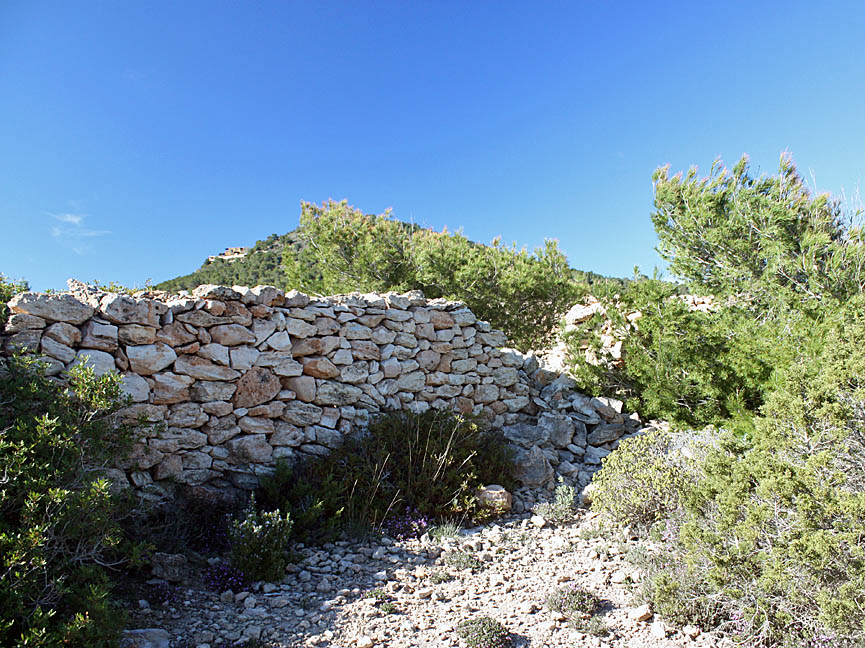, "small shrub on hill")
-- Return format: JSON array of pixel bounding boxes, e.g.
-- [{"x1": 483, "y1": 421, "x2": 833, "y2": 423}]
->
[{"x1": 456, "y1": 616, "x2": 511, "y2": 648}]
